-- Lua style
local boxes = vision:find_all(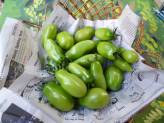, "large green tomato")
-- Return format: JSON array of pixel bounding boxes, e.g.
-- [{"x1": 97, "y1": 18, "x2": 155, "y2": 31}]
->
[
  {"x1": 43, "y1": 82, "x2": 74, "y2": 111},
  {"x1": 114, "y1": 58, "x2": 133, "y2": 72},
  {"x1": 68, "y1": 63, "x2": 93, "y2": 84},
  {"x1": 79, "y1": 88, "x2": 110, "y2": 109},
  {"x1": 56, "y1": 31, "x2": 74, "y2": 50},
  {"x1": 65, "y1": 40, "x2": 96, "y2": 60},
  {"x1": 95, "y1": 28, "x2": 115, "y2": 41},
  {"x1": 55, "y1": 69, "x2": 87, "y2": 98},
  {"x1": 97, "y1": 42, "x2": 118, "y2": 60},
  {"x1": 105, "y1": 66, "x2": 123, "y2": 91},
  {"x1": 122, "y1": 50, "x2": 139, "y2": 64},
  {"x1": 90, "y1": 61, "x2": 107, "y2": 90},
  {"x1": 75, "y1": 26, "x2": 95, "y2": 42}
]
